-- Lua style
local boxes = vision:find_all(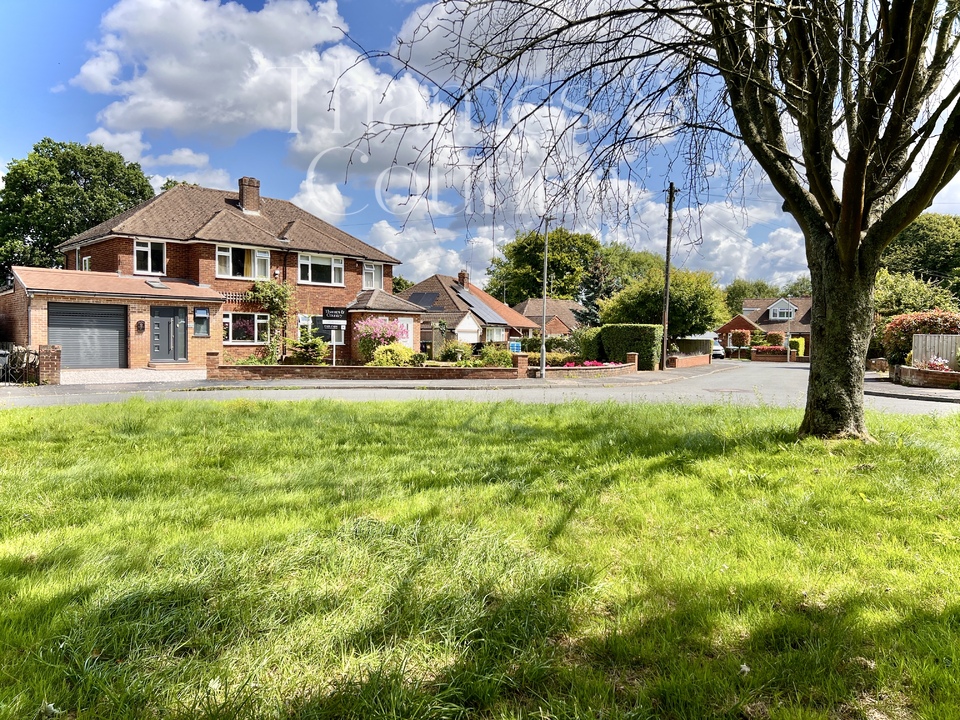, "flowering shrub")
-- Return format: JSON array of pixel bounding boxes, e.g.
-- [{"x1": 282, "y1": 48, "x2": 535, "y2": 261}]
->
[
  {"x1": 563, "y1": 360, "x2": 612, "y2": 367},
  {"x1": 731, "y1": 330, "x2": 751, "y2": 347},
  {"x1": 752, "y1": 345, "x2": 787, "y2": 354},
  {"x1": 355, "y1": 317, "x2": 409, "y2": 362},
  {"x1": 765, "y1": 331, "x2": 785, "y2": 346},
  {"x1": 922, "y1": 356, "x2": 953, "y2": 372},
  {"x1": 368, "y1": 342, "x2": 415, "y2": 367},
  {"x1": 882, "y1": 310, "x2": 960, "y2": 366}
]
